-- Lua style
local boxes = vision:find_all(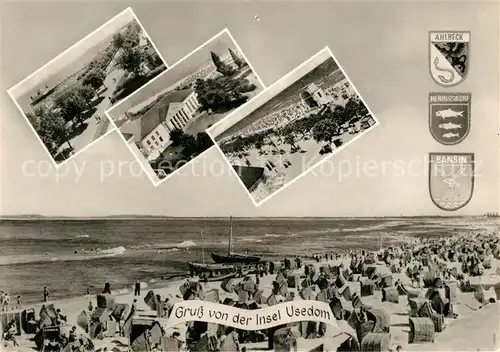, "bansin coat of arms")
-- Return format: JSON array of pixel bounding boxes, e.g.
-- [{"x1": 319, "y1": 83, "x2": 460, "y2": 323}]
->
[
  {"x1": 429, "y1": 92, "x2": 471, "y2": 145},
  {"x1": 429, "y1": 31, "x2": 470, "y2": 87},
  {"x1": 429, "y1": 153, "x2": 474, "y2": 211}
]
